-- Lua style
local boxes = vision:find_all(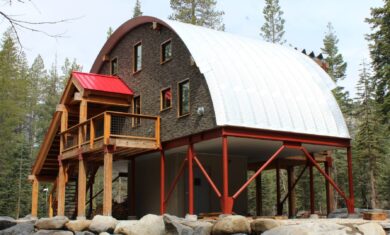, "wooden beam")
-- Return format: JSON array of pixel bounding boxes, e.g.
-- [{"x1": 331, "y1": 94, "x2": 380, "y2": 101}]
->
[
  {"x1": 309, "y1": 164, "x2": 315, "y2": 214},
  {"x1": 48, "y1": 193, "x2": 53, "y2": 218},
  {"x1": 103, "y1": 150, "x2": 113, "y2": 216},
  {"x1": 31, "y1": 178, "x2": 39, "y2": 218},
  {"x1": 86, "y1": 96, "x2": 130, "y2": 107},
  {"x1": 57, "y1": 163, "x2": 66, "y2": 216},
  {"x1": 77, "y1": 155, "x2": 87, "y2": 218},
  {"x1": 287, "y1": 167, "x2": 296, "y2": 218}
]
